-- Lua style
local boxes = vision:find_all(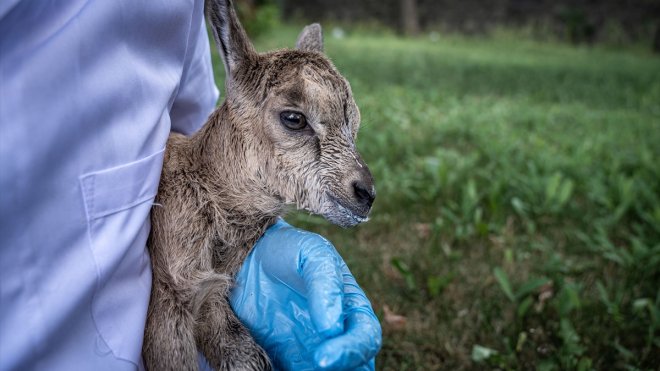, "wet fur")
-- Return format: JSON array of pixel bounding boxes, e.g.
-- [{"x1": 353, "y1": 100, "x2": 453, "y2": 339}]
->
[{"x1": 142, "y1": 1, "x2": 374, "y2": 370}]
